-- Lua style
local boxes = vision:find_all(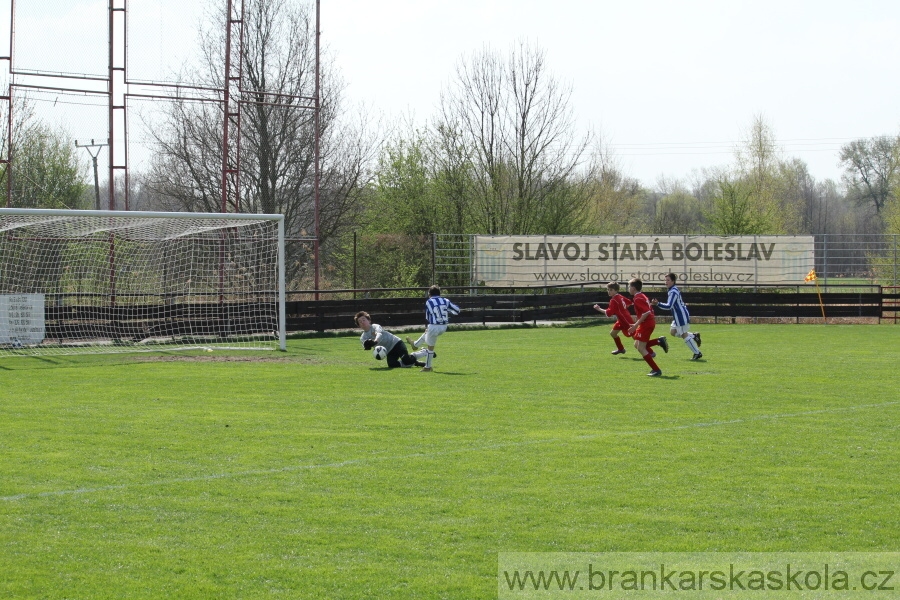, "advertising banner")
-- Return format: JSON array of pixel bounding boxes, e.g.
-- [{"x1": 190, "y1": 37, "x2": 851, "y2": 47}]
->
[{"x1": 474, "y1": 235, "x2": 814, "y2": 287}]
